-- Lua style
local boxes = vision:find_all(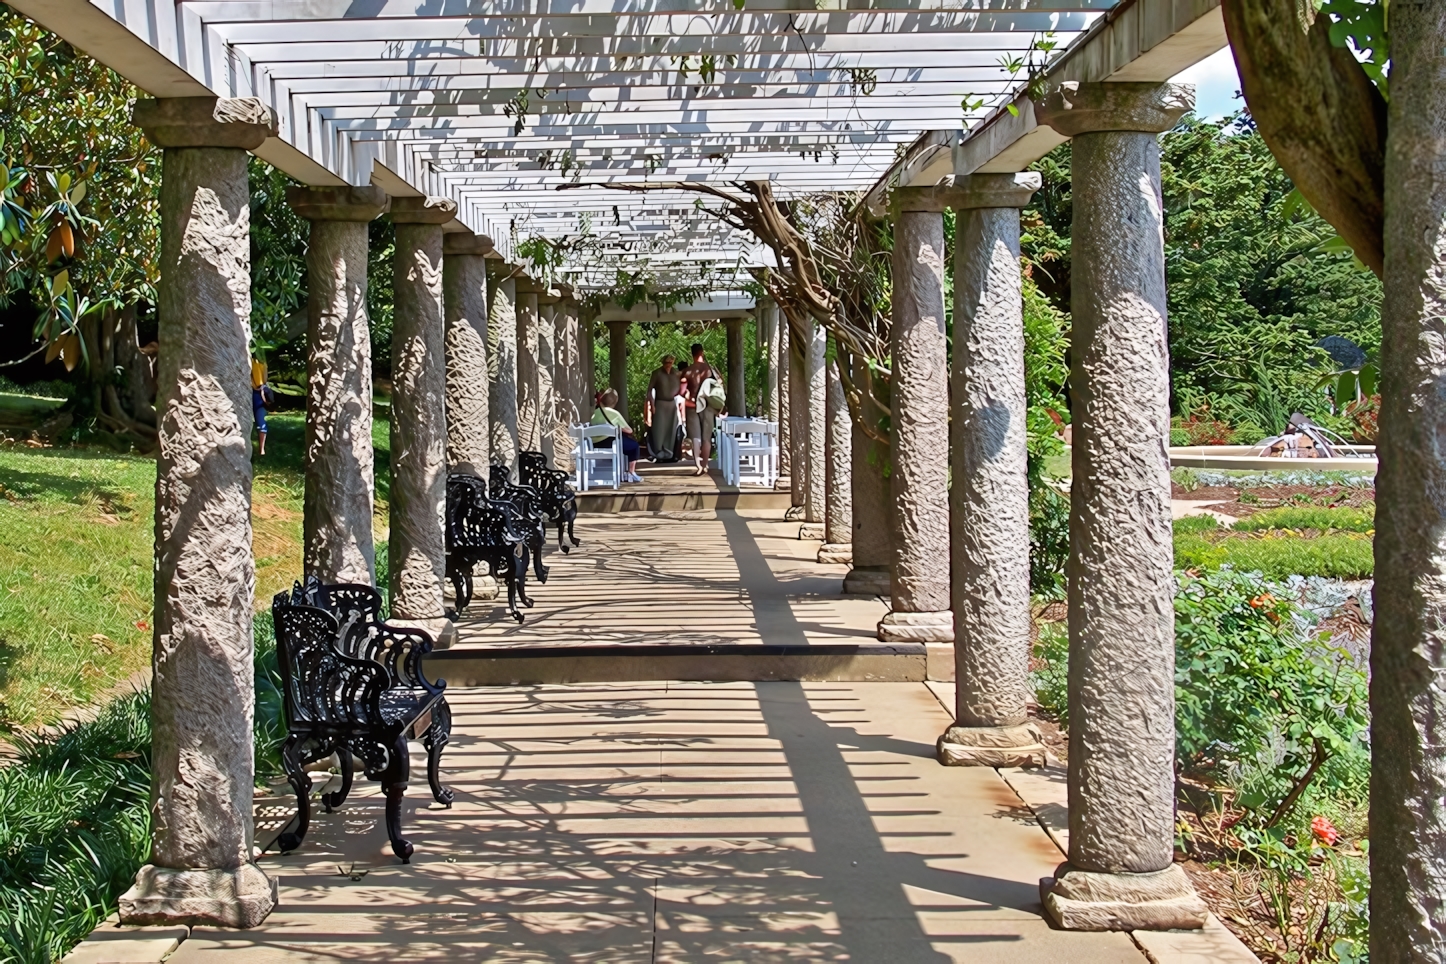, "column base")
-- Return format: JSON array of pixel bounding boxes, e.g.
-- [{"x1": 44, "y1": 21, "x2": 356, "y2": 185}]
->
[
  {"x1": 937, "y1": 722, "x2": 1047, "y2": 768},
  {"x1": 774, "y1": 474, "x2": 791, "y2": 492},
  {"x1": 877, "y1": 610, "x2": 954, "y2": 643},
  {"x1": 842, "y1": 565, "x2": 890, "y2": 596},
  {"x1": 387, "y1": 616, "x2": 457, "y2": 651},
  {"x1": 473, "y1": 575, "x2": 499, "y2": 601},
  {"x1": 119, "y1": 864, "x2": 277, "y2": 929},
  {"x1": 1041, "y1": 863, "x2": 1207, "y2": 931},
  {"x1": 798, "y1": 522, "x2": 824, "y2": 540},
  {"x1": 817, "y1": 543, "x2": 852, "y2": 565},
  {"x1": 784, "y1": 505, "x2": 806, "y2": 521}
]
